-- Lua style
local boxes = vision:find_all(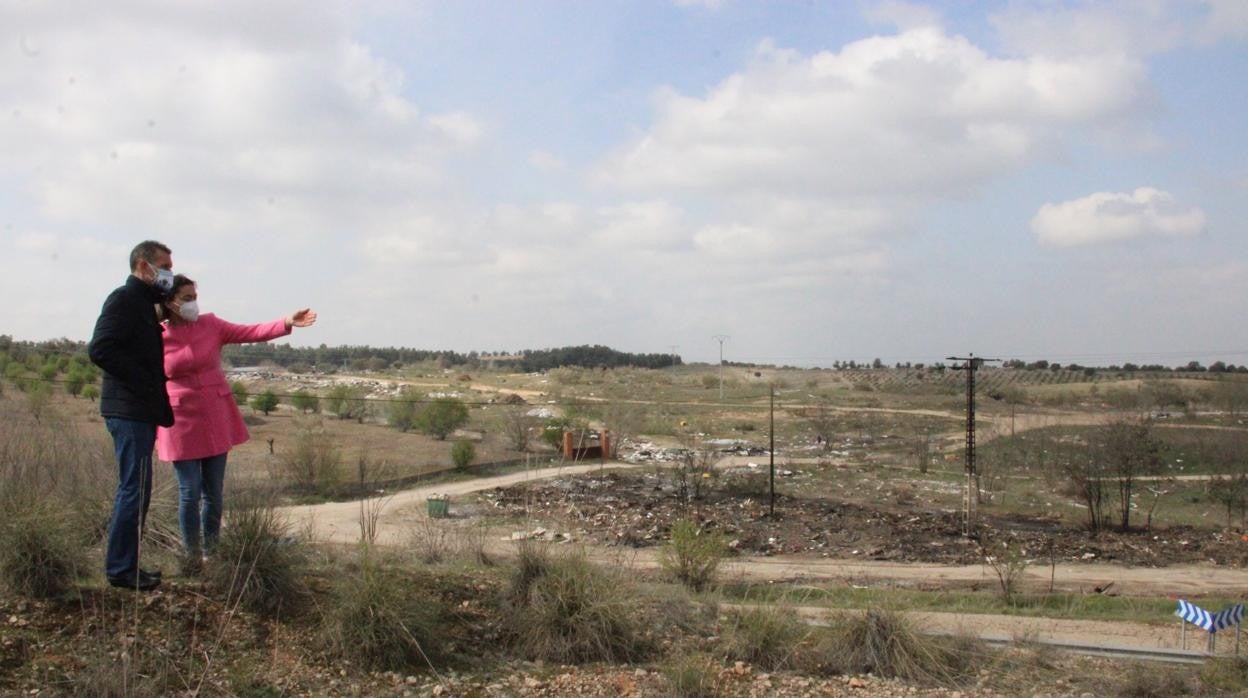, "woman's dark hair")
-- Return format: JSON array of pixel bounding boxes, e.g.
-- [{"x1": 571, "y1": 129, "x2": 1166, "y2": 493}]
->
[{"x1": 160, "y1": 274, "x2": 196, "y2": 321}]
